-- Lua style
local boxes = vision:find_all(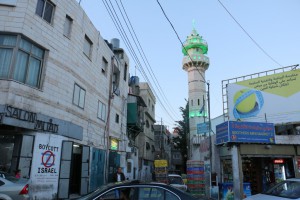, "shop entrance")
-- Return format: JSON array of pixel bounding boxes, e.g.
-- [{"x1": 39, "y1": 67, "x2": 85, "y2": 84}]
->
[
  {"x1": 242, "y1": 157, "x2": 295, "y2": 194},
  {"x1": 58, "y1": 141, "x2": 90, "y2": 199},
  {"x1": 70, "y1": 145, "x2": 82, "y2": 194}
]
